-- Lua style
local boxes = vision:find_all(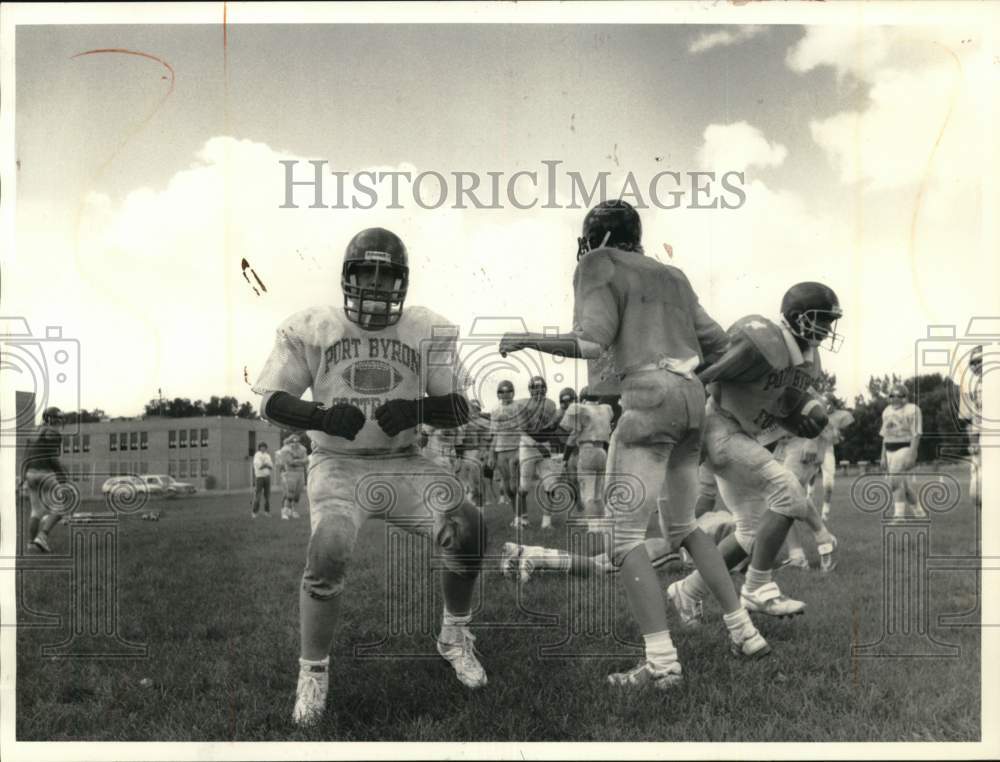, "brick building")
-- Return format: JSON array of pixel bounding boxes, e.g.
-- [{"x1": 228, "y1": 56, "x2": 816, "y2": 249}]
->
[{"x1": 53, "y1": 416, "x2": 284, "y2": 494}]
